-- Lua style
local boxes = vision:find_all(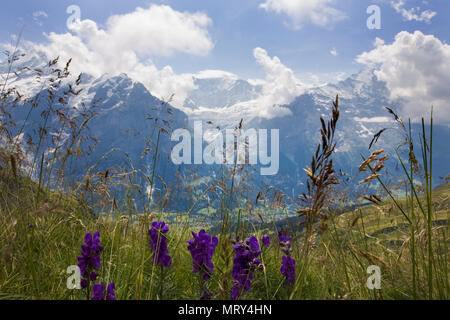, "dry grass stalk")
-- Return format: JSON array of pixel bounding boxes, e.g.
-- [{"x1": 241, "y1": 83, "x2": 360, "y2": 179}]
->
[{"x1": 298, "y1": 95, "x2": 340, "y2": 230}]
